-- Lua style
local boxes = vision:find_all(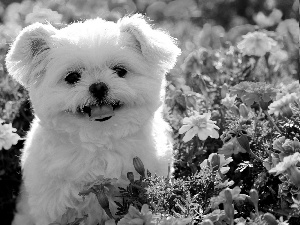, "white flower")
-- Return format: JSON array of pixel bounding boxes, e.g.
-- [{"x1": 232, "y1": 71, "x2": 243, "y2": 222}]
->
[
  {"x1": 269, "y1": 152, "x2": 300, "y2": 175},
  {"x1": 179, "y1": 112, "x2": 219, "y2": 142},
  {"x1": 268, "y1": 93, "x2": 299, "y2": 116},
  {"x1": 237, "y1": 31, "x2": 277, "y2": 57},
  {"x1": 0, "y1": 120, "x2": 20, "y2": 150},
  {"x1": 221, "y1": 93, "x2": 237, "y2": 109},
  {"x1": 25, "y1": 5, "x2": 63, "y2": 24}
]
